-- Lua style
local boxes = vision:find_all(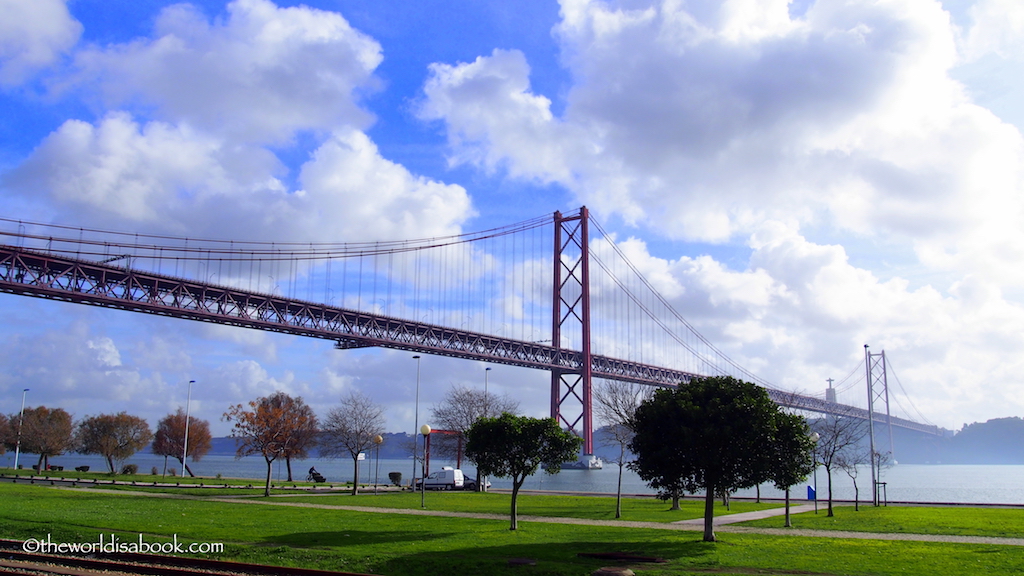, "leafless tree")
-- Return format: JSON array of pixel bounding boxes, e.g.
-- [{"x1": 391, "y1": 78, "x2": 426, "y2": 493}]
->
[
  {"x1": 836, "y1": 447, "x2": 869, "y2": 511},
  {"x1": 0, "y1": 413, "x2": 9, "y2": 454},
  {"x1": 811, "y1": 416, "x2": 868, "y2": 516},
  {"x1": 430, "y1": 384, "x2": 519, "y2": 490},
  {"x1": 152, "y1": 409, "x2": 213, "y2": 477},
  {"x1": 321, "y1": 391, "x2": 387, "y2": 495},
  {"x1": 594, "y1": 381, "x2": 652, "y2": 517}
]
